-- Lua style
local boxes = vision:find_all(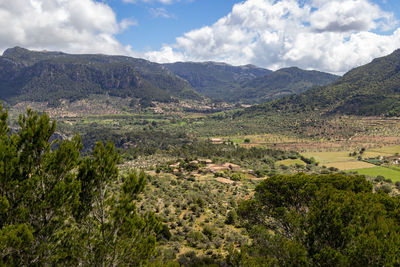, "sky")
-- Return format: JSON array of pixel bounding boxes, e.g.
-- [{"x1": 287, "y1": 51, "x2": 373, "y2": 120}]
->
[{"x1": 0, "y1": 0, "x2": 400, "y2": 74}]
